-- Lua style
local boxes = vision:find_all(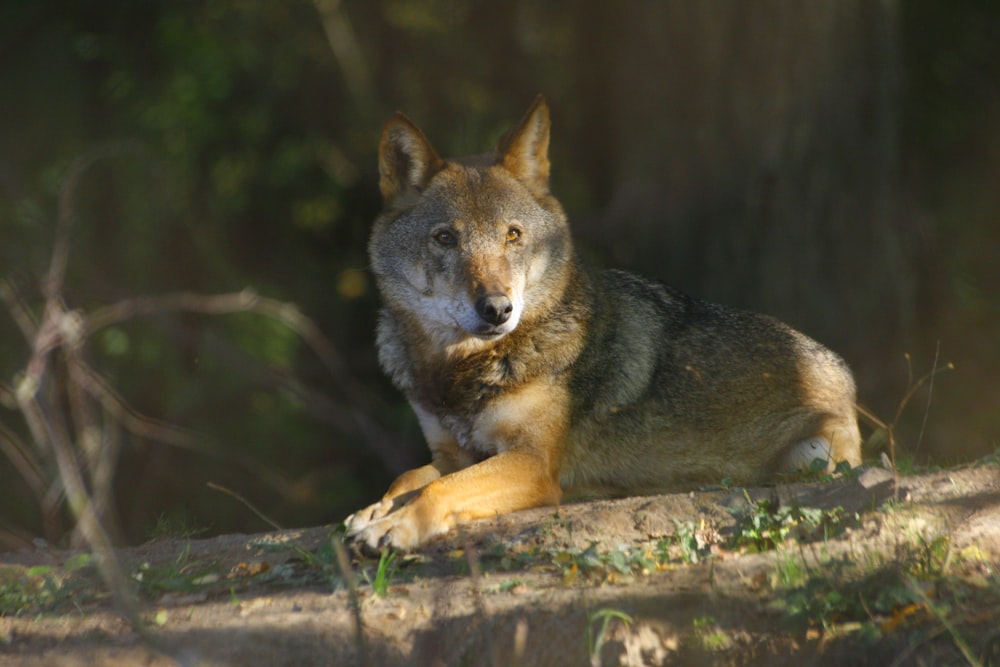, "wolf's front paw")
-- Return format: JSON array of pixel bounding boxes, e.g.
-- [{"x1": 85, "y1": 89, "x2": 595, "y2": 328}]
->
[
  {"x1": 351, "y1": 503, "x2": 449, "y2": 554},
  {"x1": 353, "y1": 514, "x2": 422, "y2": 554},
  {"x1": 343, "y1": 498, "x2": 394, "y2": 537}
]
